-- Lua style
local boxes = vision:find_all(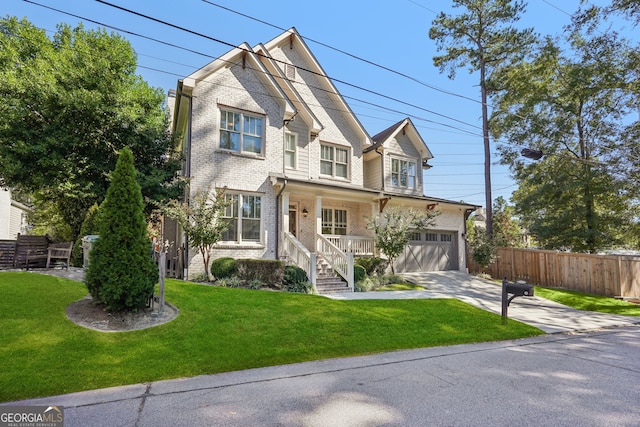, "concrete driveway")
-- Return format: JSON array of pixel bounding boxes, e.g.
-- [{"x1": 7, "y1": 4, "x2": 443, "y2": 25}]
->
[{"x1": 326, "y1": 271, "x2": 640, "y2": 334}]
